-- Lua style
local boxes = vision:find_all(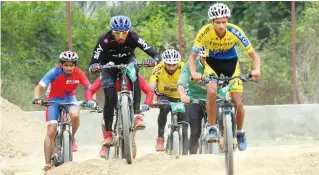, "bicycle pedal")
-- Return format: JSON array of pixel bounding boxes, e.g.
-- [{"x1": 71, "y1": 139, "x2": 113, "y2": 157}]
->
[{"x1": 134, "y1": 125, "x2": 146, "y2": 131}]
